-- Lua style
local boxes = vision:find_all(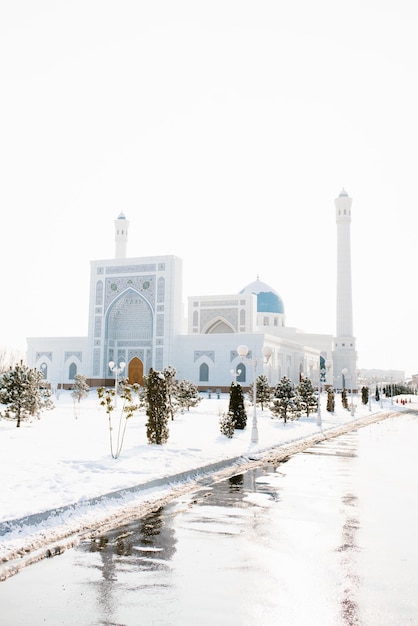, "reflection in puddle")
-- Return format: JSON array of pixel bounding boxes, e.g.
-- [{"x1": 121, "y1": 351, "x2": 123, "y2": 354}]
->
[{"x1": 2, "y1": 415, "x2": 418, "y2": 625}]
